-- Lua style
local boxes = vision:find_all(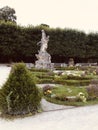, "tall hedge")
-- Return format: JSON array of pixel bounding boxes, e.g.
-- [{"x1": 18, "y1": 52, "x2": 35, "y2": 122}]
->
[
  {"x1": 0, "y1": 63, "x2": 41, "y2": 115},
  {"x1": 0, "y1": 21, "x2": 98, "y2": 63}
]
